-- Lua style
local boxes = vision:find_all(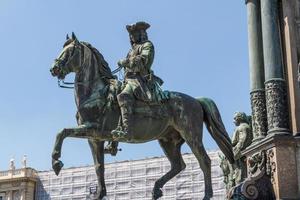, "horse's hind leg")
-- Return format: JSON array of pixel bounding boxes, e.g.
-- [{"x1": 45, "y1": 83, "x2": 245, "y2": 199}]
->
[
  {"x1": 173, "y1": 100, "x2": 213, "y2": 200},
  {"x1": 182, "y1": 131, "x2": 213, "y2": 200},
  {"x1": 88, "y1": 139, "x2": 107, "y2": 200},
  {"x1": 190, "y1": 141, "x2": 212, "y2": 200},
  {"x1": 153, "y1": 135, "x2": 186, "y2": 200}
]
